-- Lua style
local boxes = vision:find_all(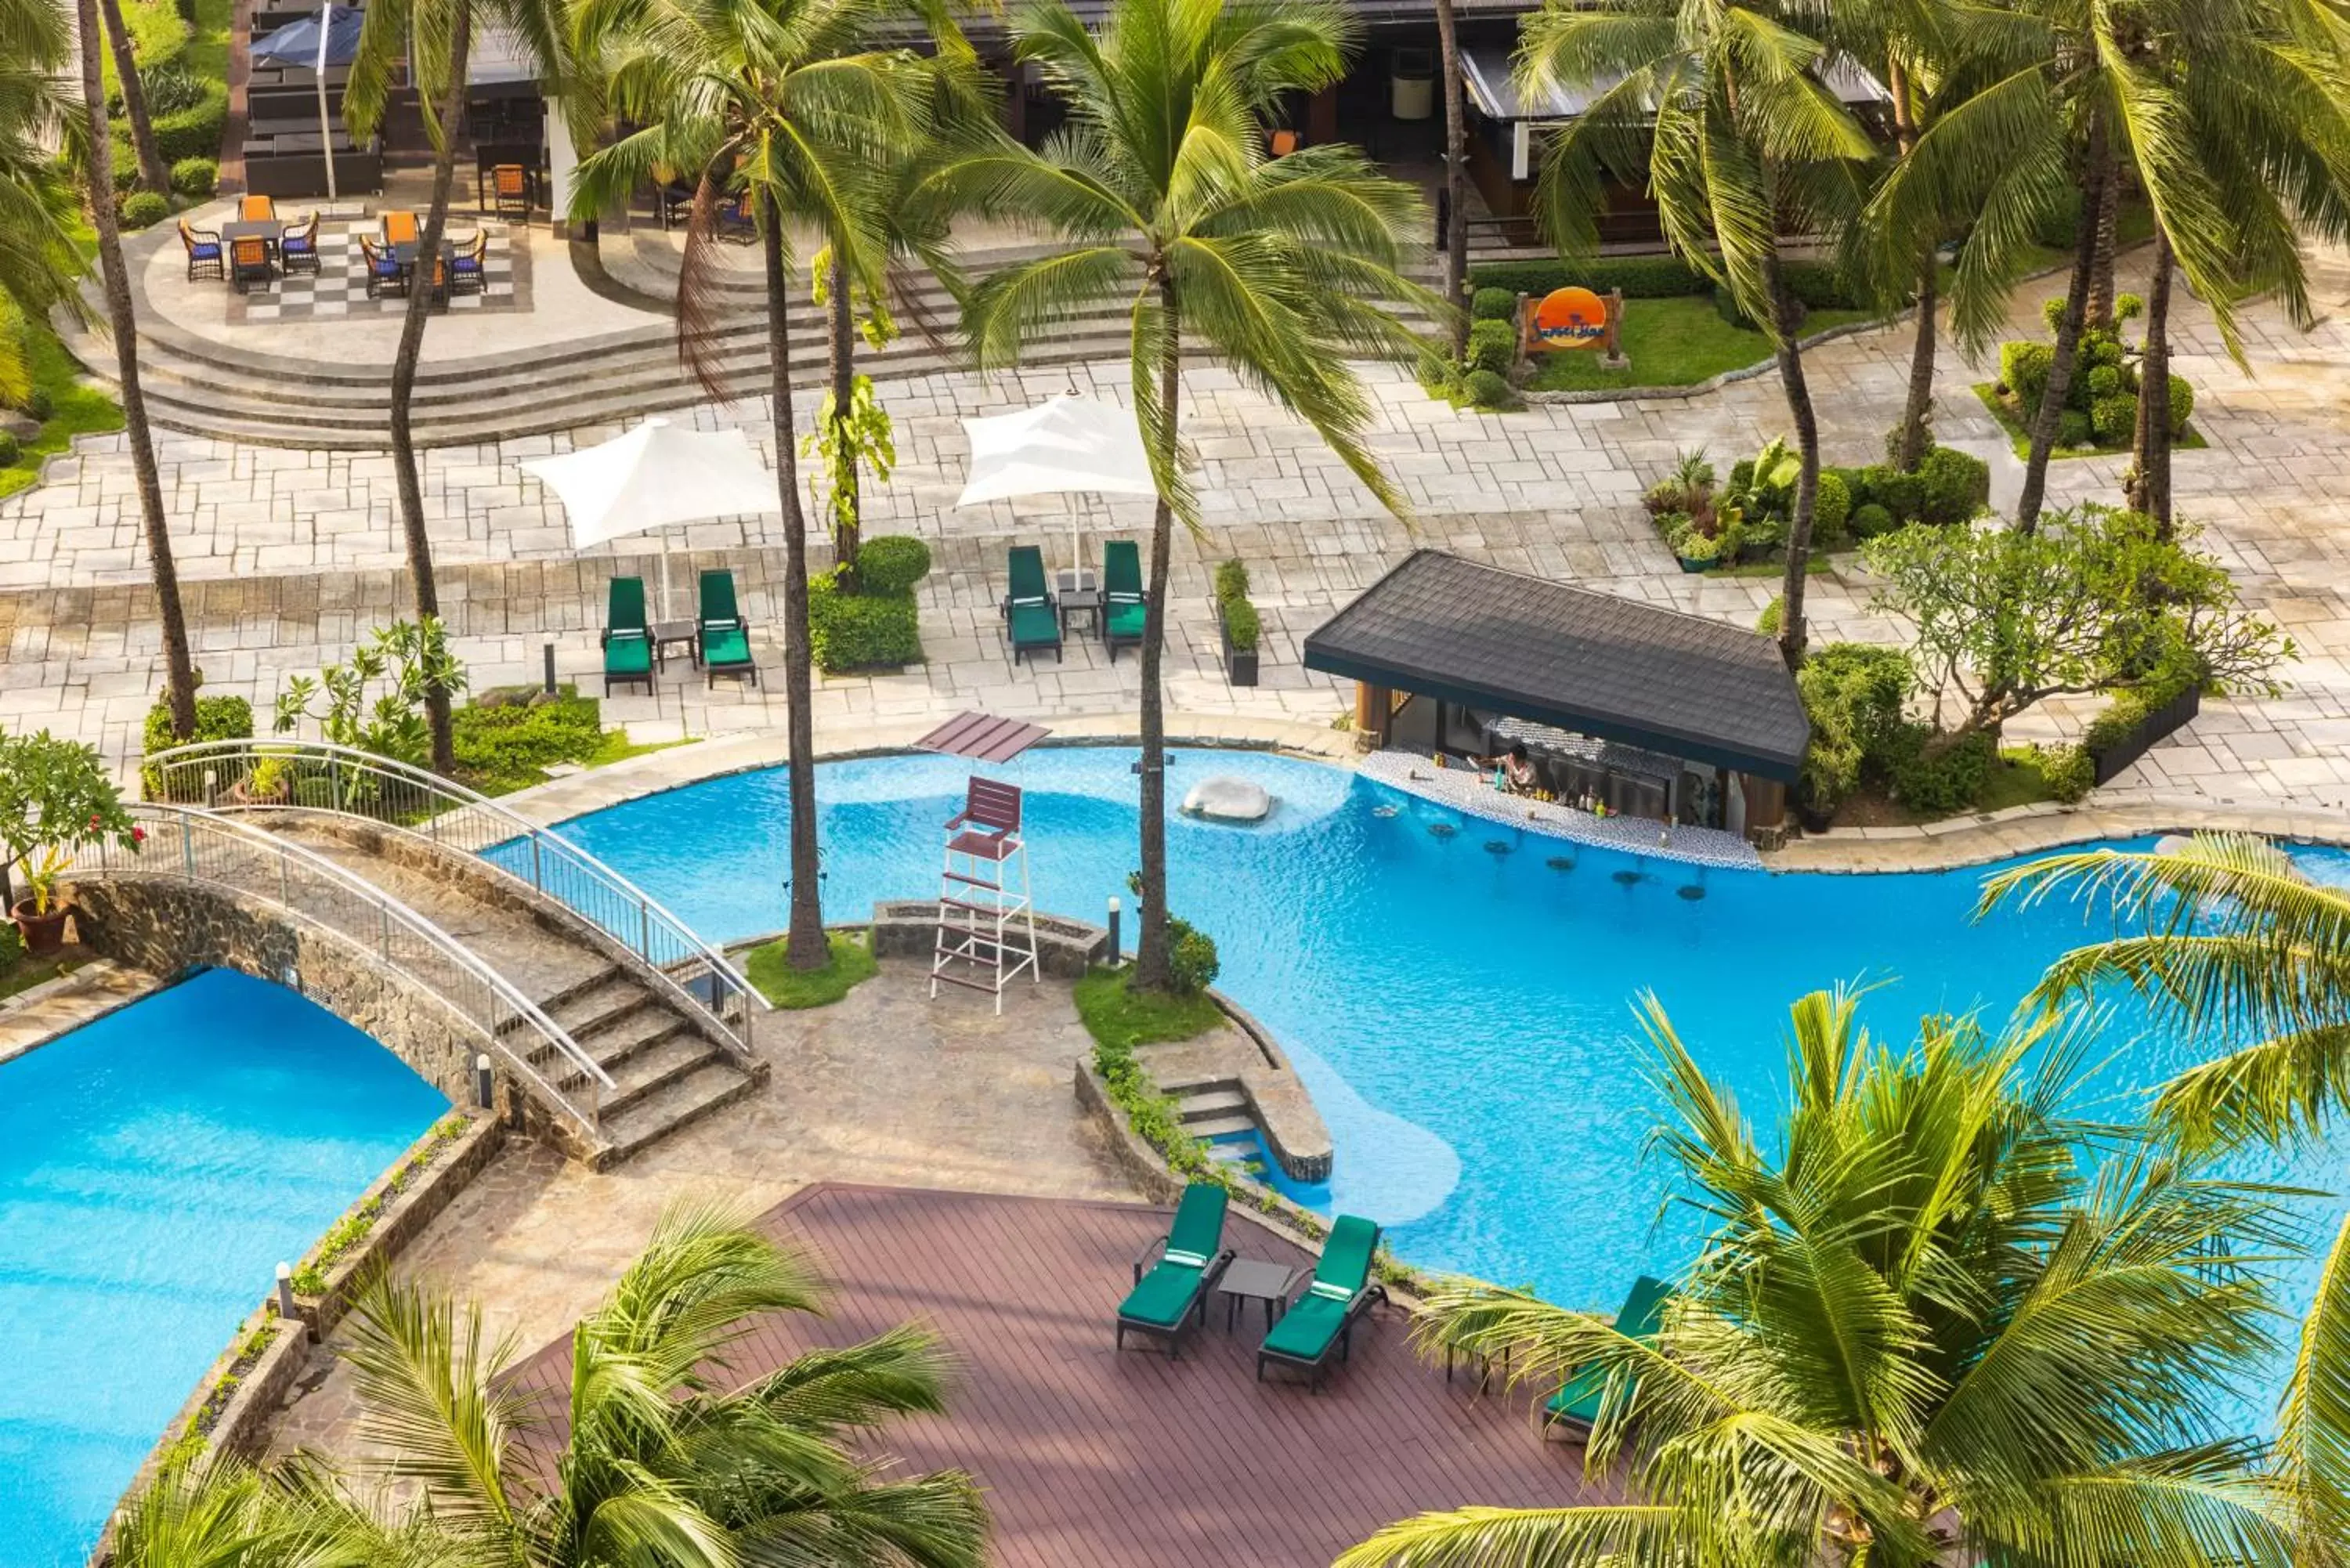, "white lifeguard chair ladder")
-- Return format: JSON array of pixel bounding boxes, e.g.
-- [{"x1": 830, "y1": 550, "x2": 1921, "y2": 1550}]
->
[{"x1": 930, "y1": 776, "x2": 1040, "y2": 1012}]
